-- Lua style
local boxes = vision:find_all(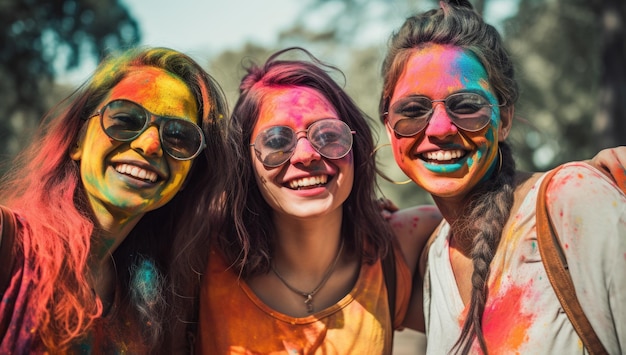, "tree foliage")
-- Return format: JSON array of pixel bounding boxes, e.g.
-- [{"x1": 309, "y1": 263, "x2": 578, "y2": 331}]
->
[
  {"x1": 0, "y1": 0, "x2": 140, "y2": 164},
  {"x1": 505, "y1": 0, "x2": 626, "y2": 169}
]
